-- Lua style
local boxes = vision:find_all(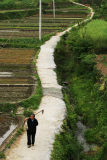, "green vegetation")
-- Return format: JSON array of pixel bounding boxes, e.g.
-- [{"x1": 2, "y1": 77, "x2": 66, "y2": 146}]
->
[
  {"x1": 0, "y1": 9, "x2": 38, "y2": 20},
  {"x1": 76, "y1": 0, "x2": 107, "y2": 20},
  {"x1": 0, "y1": 0, "x2": 38, "y2": 9},
  {"x1": 23, "y1": 110, "x2": 34, "y2": 117},
  {"x1": 0, "y1": 33, "x2": 54, "y2": 49},
  {"x1": 0, "y1": 103, "x2": 17, "y2": 114},
  {"x1": 0, "y1": 0, "x2": 89, "y2": 20},
  {"x1": 0, "y1": 152, "x2": 5, "y2": 159},
  {"x1": 51, "y1": 20, "x2": 107, "y2": 160},
  {"x1": 79, "y1": 20, "x2": 107, "y2": 51},
  {"x1": 0, "y1": 0, "x2": 76, "y2": 10},
  {"x1": 76, "y1": 0, "x2": 103, "y2": 6},
  {"x1": 6, "y1": 127, "x2": 24, "y2": 149}
]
